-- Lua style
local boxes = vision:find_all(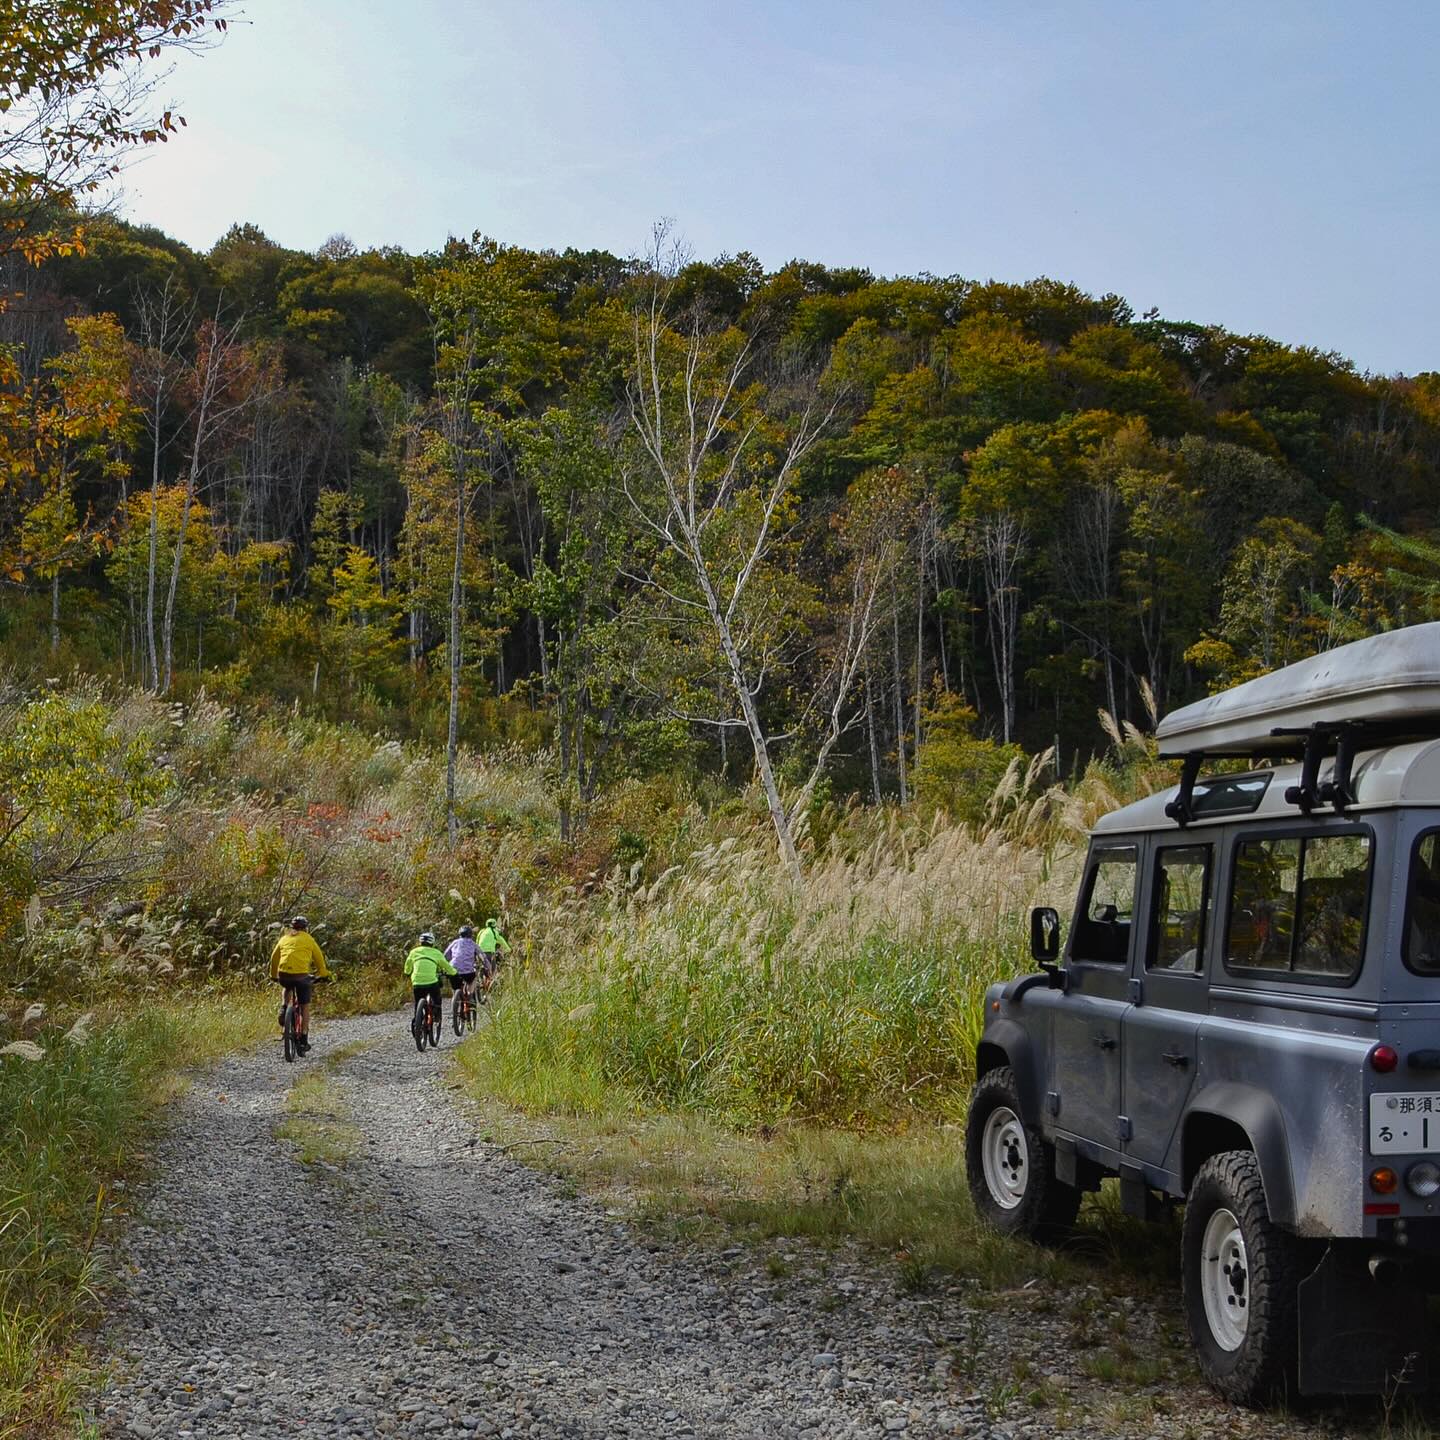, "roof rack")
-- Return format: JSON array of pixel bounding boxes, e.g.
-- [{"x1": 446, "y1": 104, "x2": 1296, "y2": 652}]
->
[{"x1": 1159, "y1": 719, "x2": 1436, "y2": 827}]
